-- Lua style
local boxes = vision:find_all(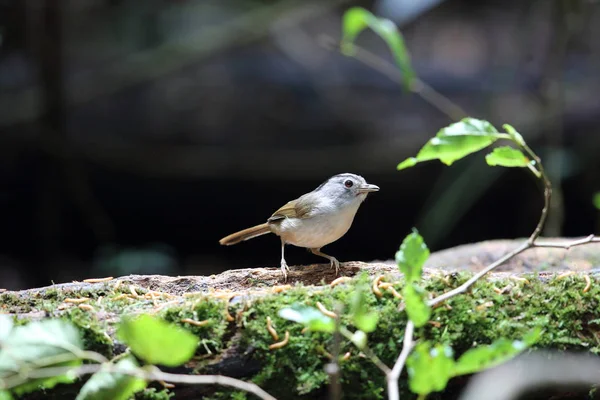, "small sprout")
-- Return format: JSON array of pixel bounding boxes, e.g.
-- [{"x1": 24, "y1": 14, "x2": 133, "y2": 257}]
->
[
  {"x1": 83, "y1": 276, "x2": 114, "y2": 283},
  {"x1": 159, "y1": 380, "x2": 175, "y2": 389},
  {"x1": 330, "y1": 276, "x2": 352, "y2": 287},
  {"x1": 557, "y1": 271, "x2": 576, "y2": 280},
  {"x1": 583, "y1": 274, "x2": 592, "y2": 293},
  {"x1": 181, "y1": 318, "x2": 210, "y2": 327},
  {"x1": 316, "y1": 302, "x2": 337, "y2": 319},
  {"x1": 269, "y1": 331, "x2": 290, "y2": 350},
  {"x1": 427, "y1": 320, "x2": 442, "y2": 328},
  {"x1": 129, "y1": 285, "x2": 140, "y2": 298},
  {"x1": 475, "y1": 301, "x2": 494, "y2": 311},
  {"x1": 272, "y1": 285, "x2": 292, "y2": 293},
  {"x1": 385, "y1": 285, "x2": 403, "y2": 299},
  {"x1": 372, "y1": 276, "x2": 385, "y2": 298},
  {"x1": 509, "y1": 276, "x2": 530, "y2": 284},
  {"x1": 342, "y1": 352, "x2": 351, "y2": 361},
  {"x1": 266, "y1": 316, "x2": 279, "y2": 341},
  {"x1": 64, "y1": 298, "x2": 90, "y2": 304}
]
